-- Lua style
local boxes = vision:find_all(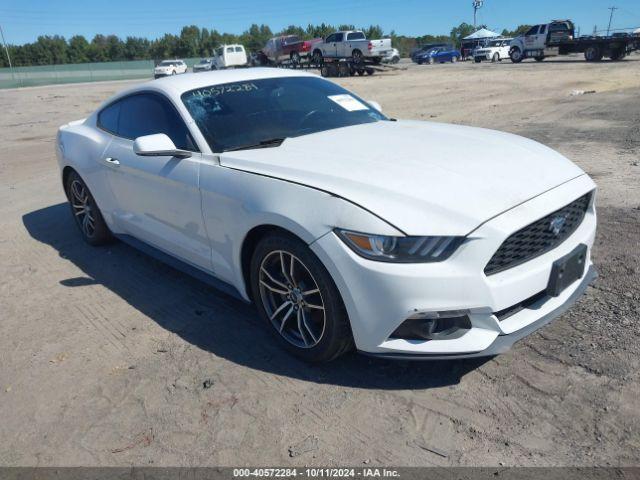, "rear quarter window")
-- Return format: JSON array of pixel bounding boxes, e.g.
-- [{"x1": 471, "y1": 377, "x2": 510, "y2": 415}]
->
[
  {"x1": 347, "y1": 32, "x2": 365, "y2": 40},
  {"x1": 97, "y1": 101, "x2": 120, "y2": 134}
]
